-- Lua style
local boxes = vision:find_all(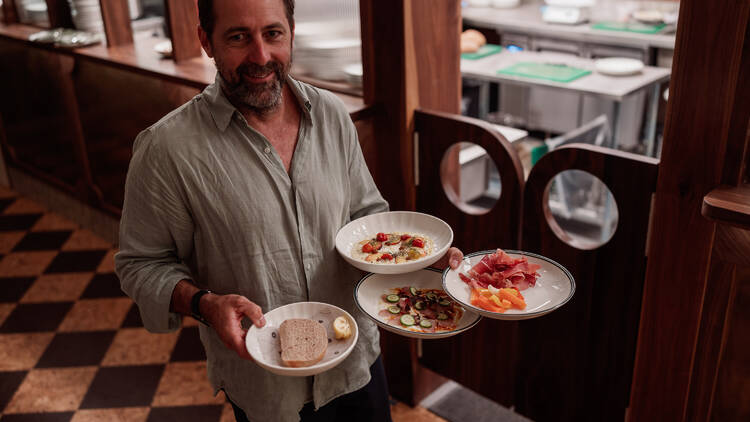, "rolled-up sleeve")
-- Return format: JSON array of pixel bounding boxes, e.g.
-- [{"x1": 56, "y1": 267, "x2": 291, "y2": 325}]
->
[{"x1": 115, "y1": 129, "x2": 195, "y2": 333}]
